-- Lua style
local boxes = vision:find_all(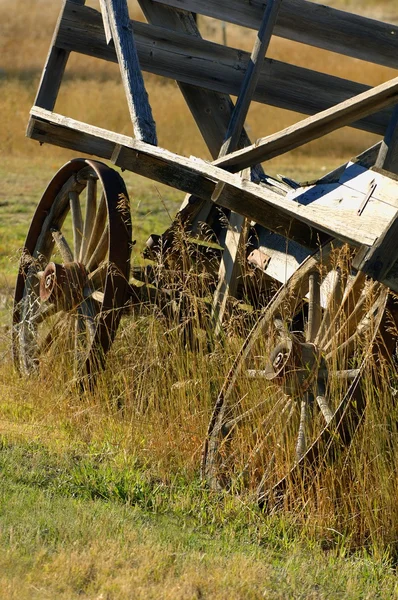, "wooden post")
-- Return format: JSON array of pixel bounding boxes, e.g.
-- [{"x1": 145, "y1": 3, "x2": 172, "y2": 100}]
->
[
  {"x1": 375, "y1": 105, "x2": 398, "y2": 175},
  {"x1": 33, "y1": 0, "x2": 86, "y2": 111},
  {"x1": 100, "y1": 0, "x2": 157, "y2": 144},
  {"x1": 211, "y1": 0, "x2": 283, "y2": 336}
]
